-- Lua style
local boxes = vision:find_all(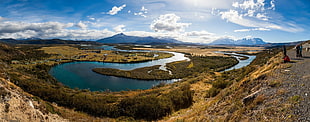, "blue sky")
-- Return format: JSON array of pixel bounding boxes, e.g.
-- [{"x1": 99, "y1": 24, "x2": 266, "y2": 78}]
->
[{"x1": 0, "y1": 0, "x2": 309, "y2": 43}]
